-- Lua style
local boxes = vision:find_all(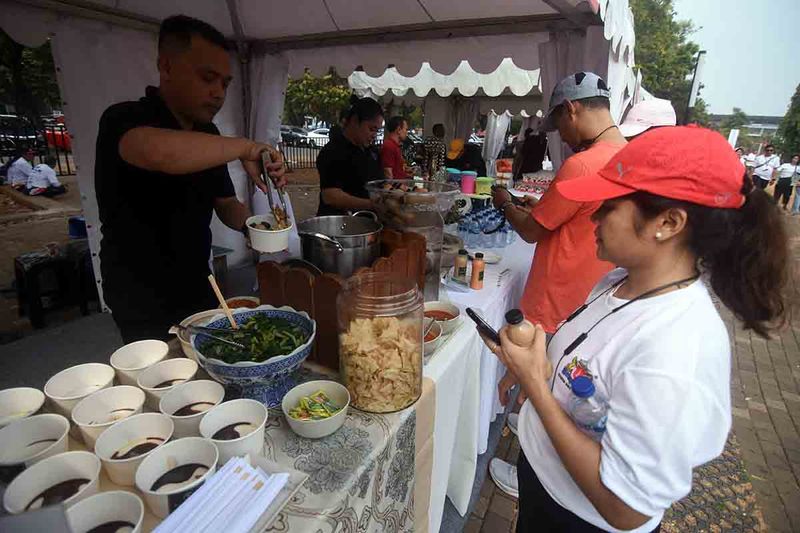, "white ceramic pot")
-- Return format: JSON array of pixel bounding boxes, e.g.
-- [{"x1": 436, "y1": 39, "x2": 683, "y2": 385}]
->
[
  {"x1": 71, "y1": 386, "x2": 145, "y2": 449},
  {"x1": 66, "y1": 490, "x2": 144, "y2": 533},
  {"x1": 159, "y1": 380, "x2": 225, "y2": 438},
  {"x1": 0, "y1": 413, "x2": 70, "y2": 483},
  {"x1": 199, "y1": 399, "x2": 267, "y2": 465},
  {"x1": 0, "y1": 387, "x2": 45, "y2": 428},
  {"x1": 135, "y1": 437, "x2": 218, "y2": 518},
  {"x1": 137, "y1": 359, "x2": 198, "y2": 411},
  {"x1": 3, "y1": 451, "x2": 101, "y2": 514},
  {"x1": 281, "y1": 380, "x2": 349, "y2": 439},
  {"x1": 93, "y1": 412, "x2": 174, "y2": 487},
  {"x1": 110, "y1": 340, "x2": 169, "y2": 386},
  {"x1": 424, "y1": 301, "x2": 462, "y2": 335}
]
